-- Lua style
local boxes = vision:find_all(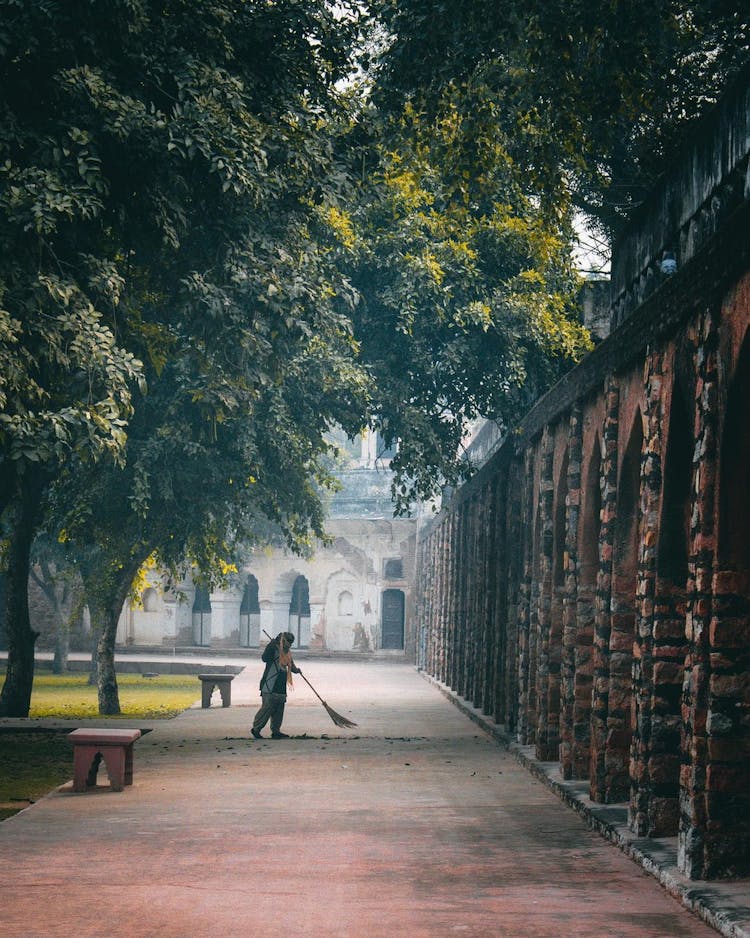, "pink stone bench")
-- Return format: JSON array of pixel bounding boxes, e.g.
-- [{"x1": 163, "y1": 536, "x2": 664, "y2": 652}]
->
[
  {"x1": 68, "y1": 728, "x2": 142, "y2": 793},
  {"x1": 199, "y1": 673, "x2": 235, "y2": 708}
]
